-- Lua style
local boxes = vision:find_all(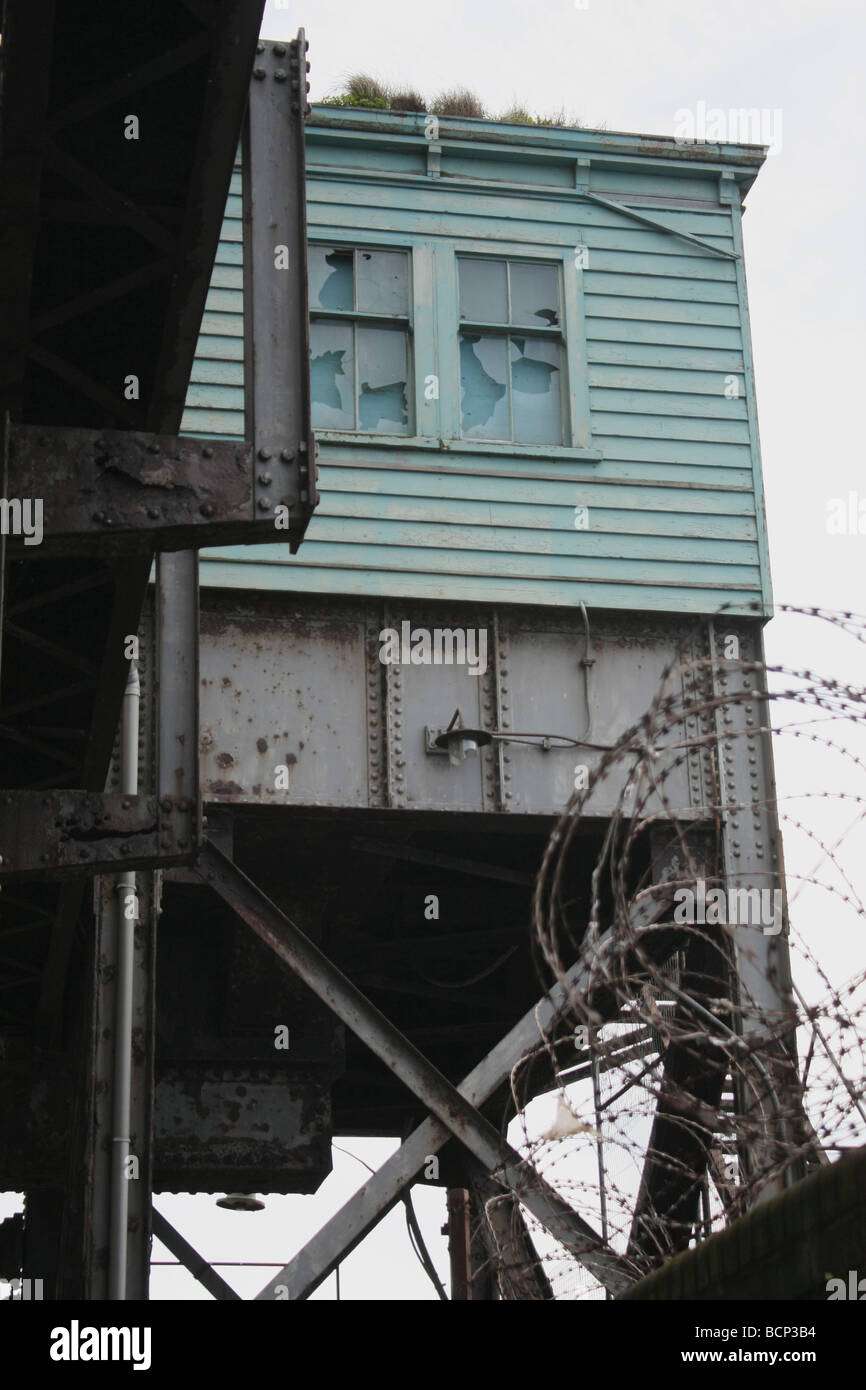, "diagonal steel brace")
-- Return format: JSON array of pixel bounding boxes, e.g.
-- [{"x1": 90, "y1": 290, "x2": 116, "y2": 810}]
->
[
  {"x1": 195, "y1": 839, "x2": 676, "y2": 1297},
  {"x1": 252, "y1": 885, "x2": 677, "y2": 1300}
]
